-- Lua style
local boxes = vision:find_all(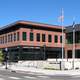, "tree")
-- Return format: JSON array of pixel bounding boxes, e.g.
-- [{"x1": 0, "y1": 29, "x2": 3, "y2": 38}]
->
[{"x1": 0, "y1": 49, "x2": 4, "y2": 63}]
